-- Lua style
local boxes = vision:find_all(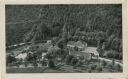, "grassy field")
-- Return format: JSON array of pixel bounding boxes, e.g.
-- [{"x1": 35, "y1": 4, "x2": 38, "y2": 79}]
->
[
  {"x1": 6, "y1": 63, "x2": 122, "y2": 73},
  {"x1": 6, "y1": 67, "x2": 47, "y2": 73}
]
